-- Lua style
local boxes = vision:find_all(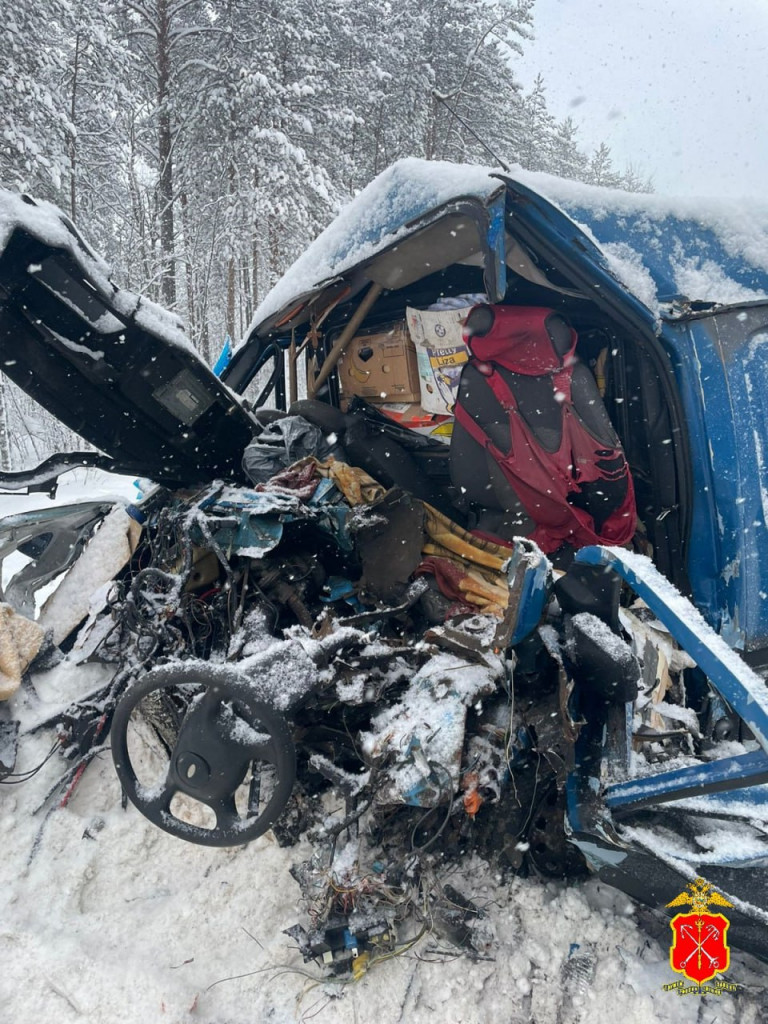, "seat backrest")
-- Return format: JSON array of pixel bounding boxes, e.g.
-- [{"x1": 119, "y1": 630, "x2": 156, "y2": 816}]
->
[{"x1": 450, "y1": 305, "x2": 635, "y2": 552}]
